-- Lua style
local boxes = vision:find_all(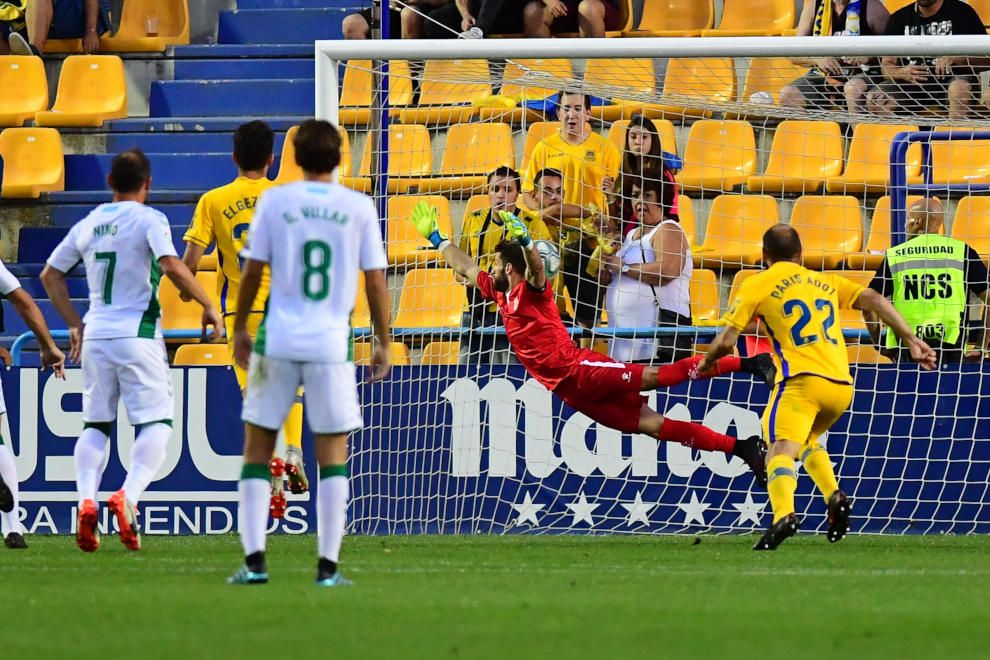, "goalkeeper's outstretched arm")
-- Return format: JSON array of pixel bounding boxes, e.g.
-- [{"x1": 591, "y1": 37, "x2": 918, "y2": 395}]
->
[{"x1": 410, "y1": 201, "x2": 482, "y2": 287}]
